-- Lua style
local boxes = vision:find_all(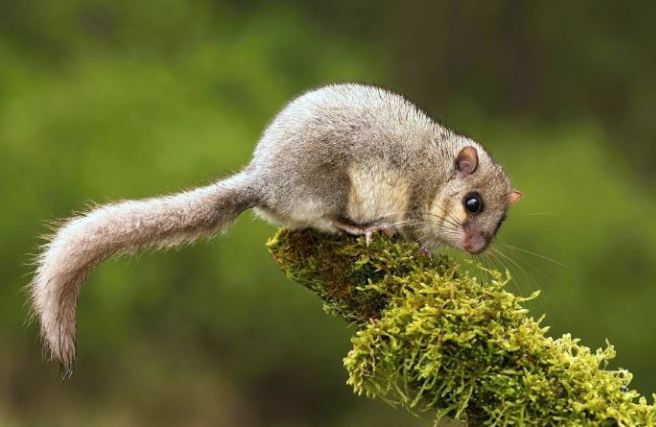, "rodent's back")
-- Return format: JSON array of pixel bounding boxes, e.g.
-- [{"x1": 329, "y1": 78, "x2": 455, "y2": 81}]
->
[
  {"x1": 255, "y1": 84, "x2": 437, "y2": 157},
  {"x1": 249, "y1": 83, "x2": 444, "y2": 229},
  {"x1": 251, "y1": 84, "x2": 441, "y2": 179}
]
